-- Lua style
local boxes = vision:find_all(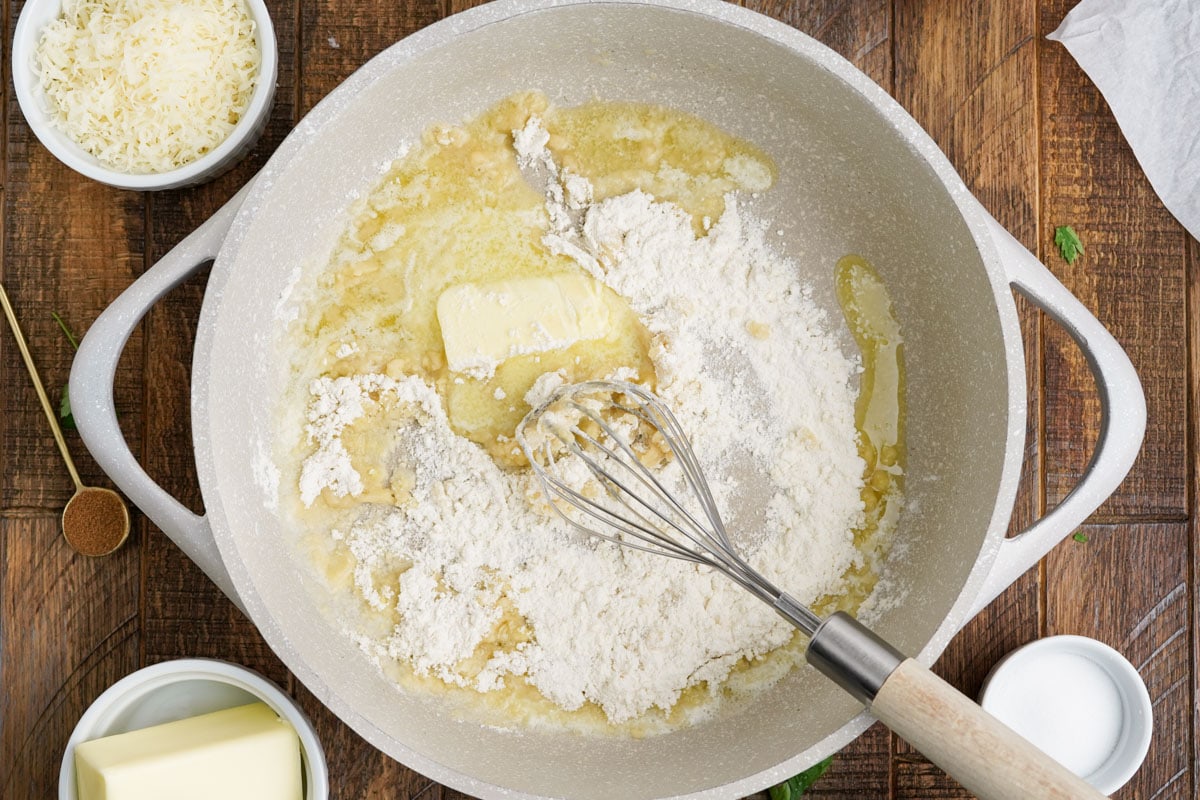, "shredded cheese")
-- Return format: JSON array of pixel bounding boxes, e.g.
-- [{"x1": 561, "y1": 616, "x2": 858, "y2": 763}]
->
[{"x1": 35, "y1": 0, "x2": 261, "y2": 174}]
